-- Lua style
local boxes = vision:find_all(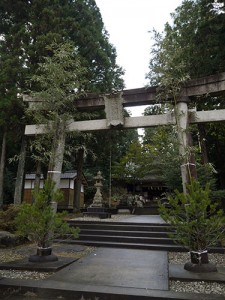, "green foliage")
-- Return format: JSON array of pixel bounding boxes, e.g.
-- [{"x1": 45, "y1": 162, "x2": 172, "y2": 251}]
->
[
  {"x1": 0, "y1": 204, "x2": 20, "y2": 232},
  {"x1": 210, "y1": 189, "x2": 225, "y2": 211},
  {"x1": 206, "y1": 123, "x2": 225, "y2": 188},
  {"x1": 112, "y1": 141, "x2": 152, "y2": 182},
  {"x1": 84, "y1": 124, "x2": 139, "y2": 193},
  {"x1": 0, "y1": 0, "x2": 124, "y2": 95},
  {"x1": 33, "y1": 177, "x2": 64, "y2": 204},
  {"x1": 159, "y1": 179, "x2": 225, "y2": 251},
  {"x1": 27, "y1": 42, "x2": 87, "y2": 123},
  {"x1": 0, "y1": 0, "x2": 124, "y2": 204},
  {"x1": 26, "y1": 42, "x2": 92, "y2": 171},
  {"x1": 144, "y1": 122, "x2": 219, "y2": 192},
  {"x1": 15, "y1": 179, "x2": 79, "y2": 248},
  {"x1": 147, "y1": 0, "x2": 225, "y2": 189},
  {"x1": 112, "y1": 122, "x2": 183, "y2": 190},
  {"x1": 148, "y1": 0, "x2": 225, "y2": 87},
  {"x1": 142, "y1": 105, "x2": 183, "y2": 190},
  {"x1": 146, "y1": 126, "x2": 182, "y2": 189},
  {"x1": 148, "y1": 27, "x2": 190, "y2": 101}
]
